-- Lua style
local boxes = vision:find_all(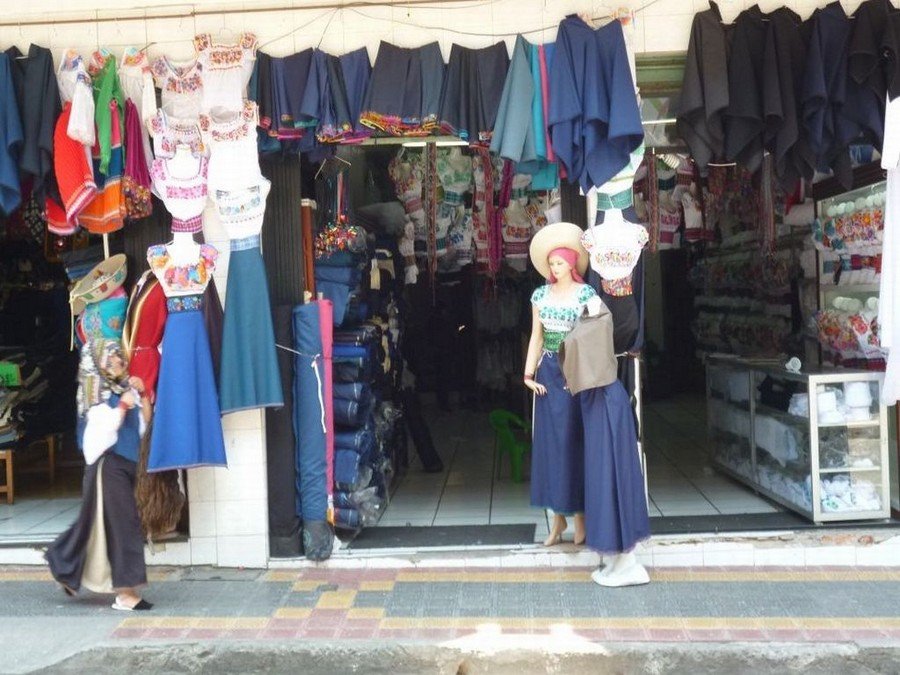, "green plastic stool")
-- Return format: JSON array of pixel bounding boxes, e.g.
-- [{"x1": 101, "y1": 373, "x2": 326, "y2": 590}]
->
[{"x1": 489, "y1": 409, "x2": 531, "y2": 483}]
